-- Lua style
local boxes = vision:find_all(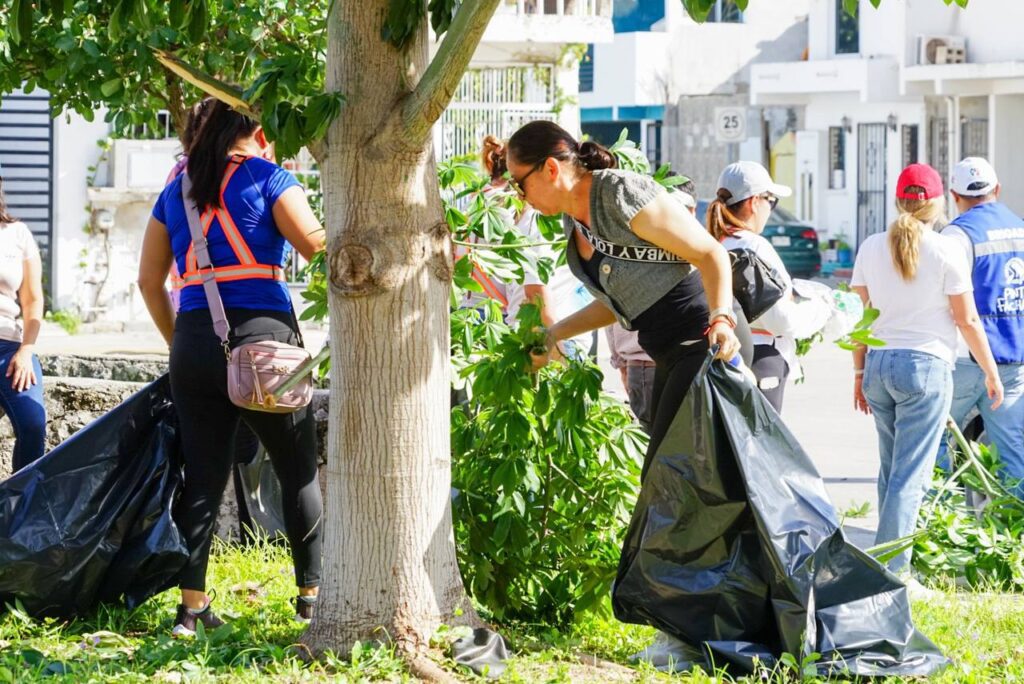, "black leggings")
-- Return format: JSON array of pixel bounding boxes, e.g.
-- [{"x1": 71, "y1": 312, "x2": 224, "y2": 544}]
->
[
  {"x1": 641, "y1": 338, "x2": 711, "y2": 481},
  {"x1": 170, "y1": 309, "x2": 322, "y2": 591}
]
